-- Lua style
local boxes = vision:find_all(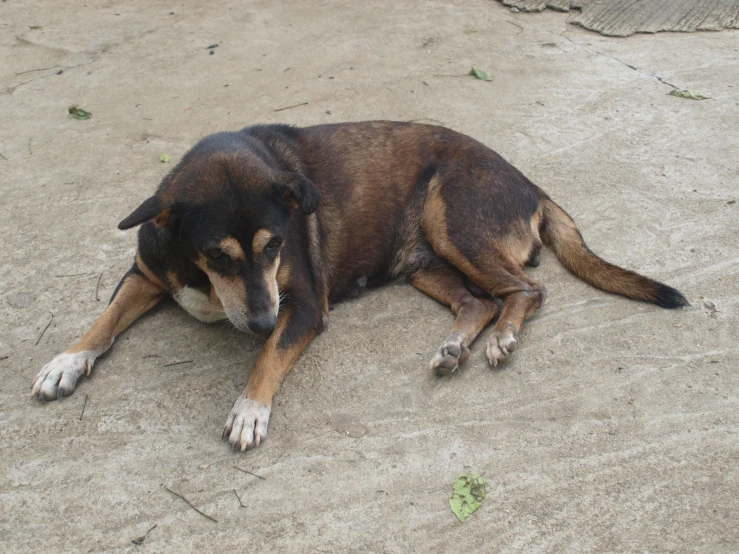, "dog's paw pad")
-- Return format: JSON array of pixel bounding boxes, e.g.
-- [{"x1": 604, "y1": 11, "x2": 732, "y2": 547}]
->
[
  {"x1": 486, "y1": 326, "x2": 518, "y2": 367},
  {"x1": 223, "y1": 396, "x2": 270, "y2": 451},
  {"x1": 31, "y1": 352, "x2": 93, "y2": 400},
  {"x1": 430, "y1": 335, "x2": 470, "y2": 376}
]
